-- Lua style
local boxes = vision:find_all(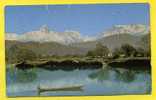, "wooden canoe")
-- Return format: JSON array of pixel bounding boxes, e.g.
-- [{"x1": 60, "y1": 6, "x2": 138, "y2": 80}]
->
[{"x1": 37, "y1": 85, "x2": 83, "y2": 93}]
